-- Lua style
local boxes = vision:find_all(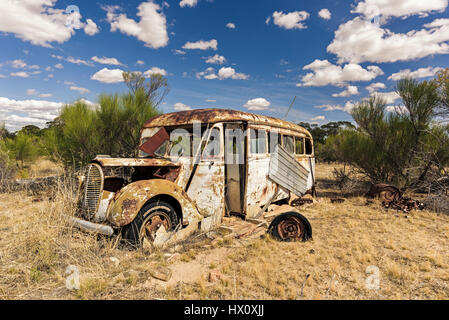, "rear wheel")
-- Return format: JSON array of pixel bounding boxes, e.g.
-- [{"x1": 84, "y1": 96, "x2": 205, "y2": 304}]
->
[
  {"x1": 121, "y1": 200, "x2": 179, "y2": 248},
  {"x1": 268, "y1": 212, "x2": 312, "y2": 242}
]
